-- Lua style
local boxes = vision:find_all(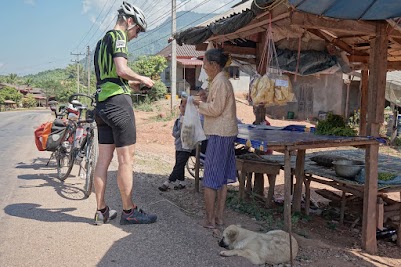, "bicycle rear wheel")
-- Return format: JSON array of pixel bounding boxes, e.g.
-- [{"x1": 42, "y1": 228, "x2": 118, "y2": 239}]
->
[
  {"x1": 186, "y1": 155, "x2": 204, "y2": 180},
  {"x1": 82, "y1": 131, "x2": 97, "y2": 198},
  {"x1": 56, "y1": 141, "x2": 74, "y2": 181}
]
